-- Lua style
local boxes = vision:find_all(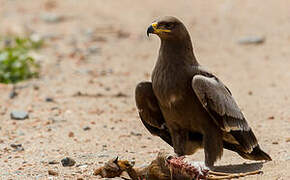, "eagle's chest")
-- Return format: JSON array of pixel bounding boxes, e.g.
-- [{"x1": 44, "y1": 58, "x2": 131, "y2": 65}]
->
[
  {"x1": 158, "y1": 91, "x2": 183, "y2": 108},
  {"x1": 152, "y1": 67, "x2": 190, "y2": 108}
]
